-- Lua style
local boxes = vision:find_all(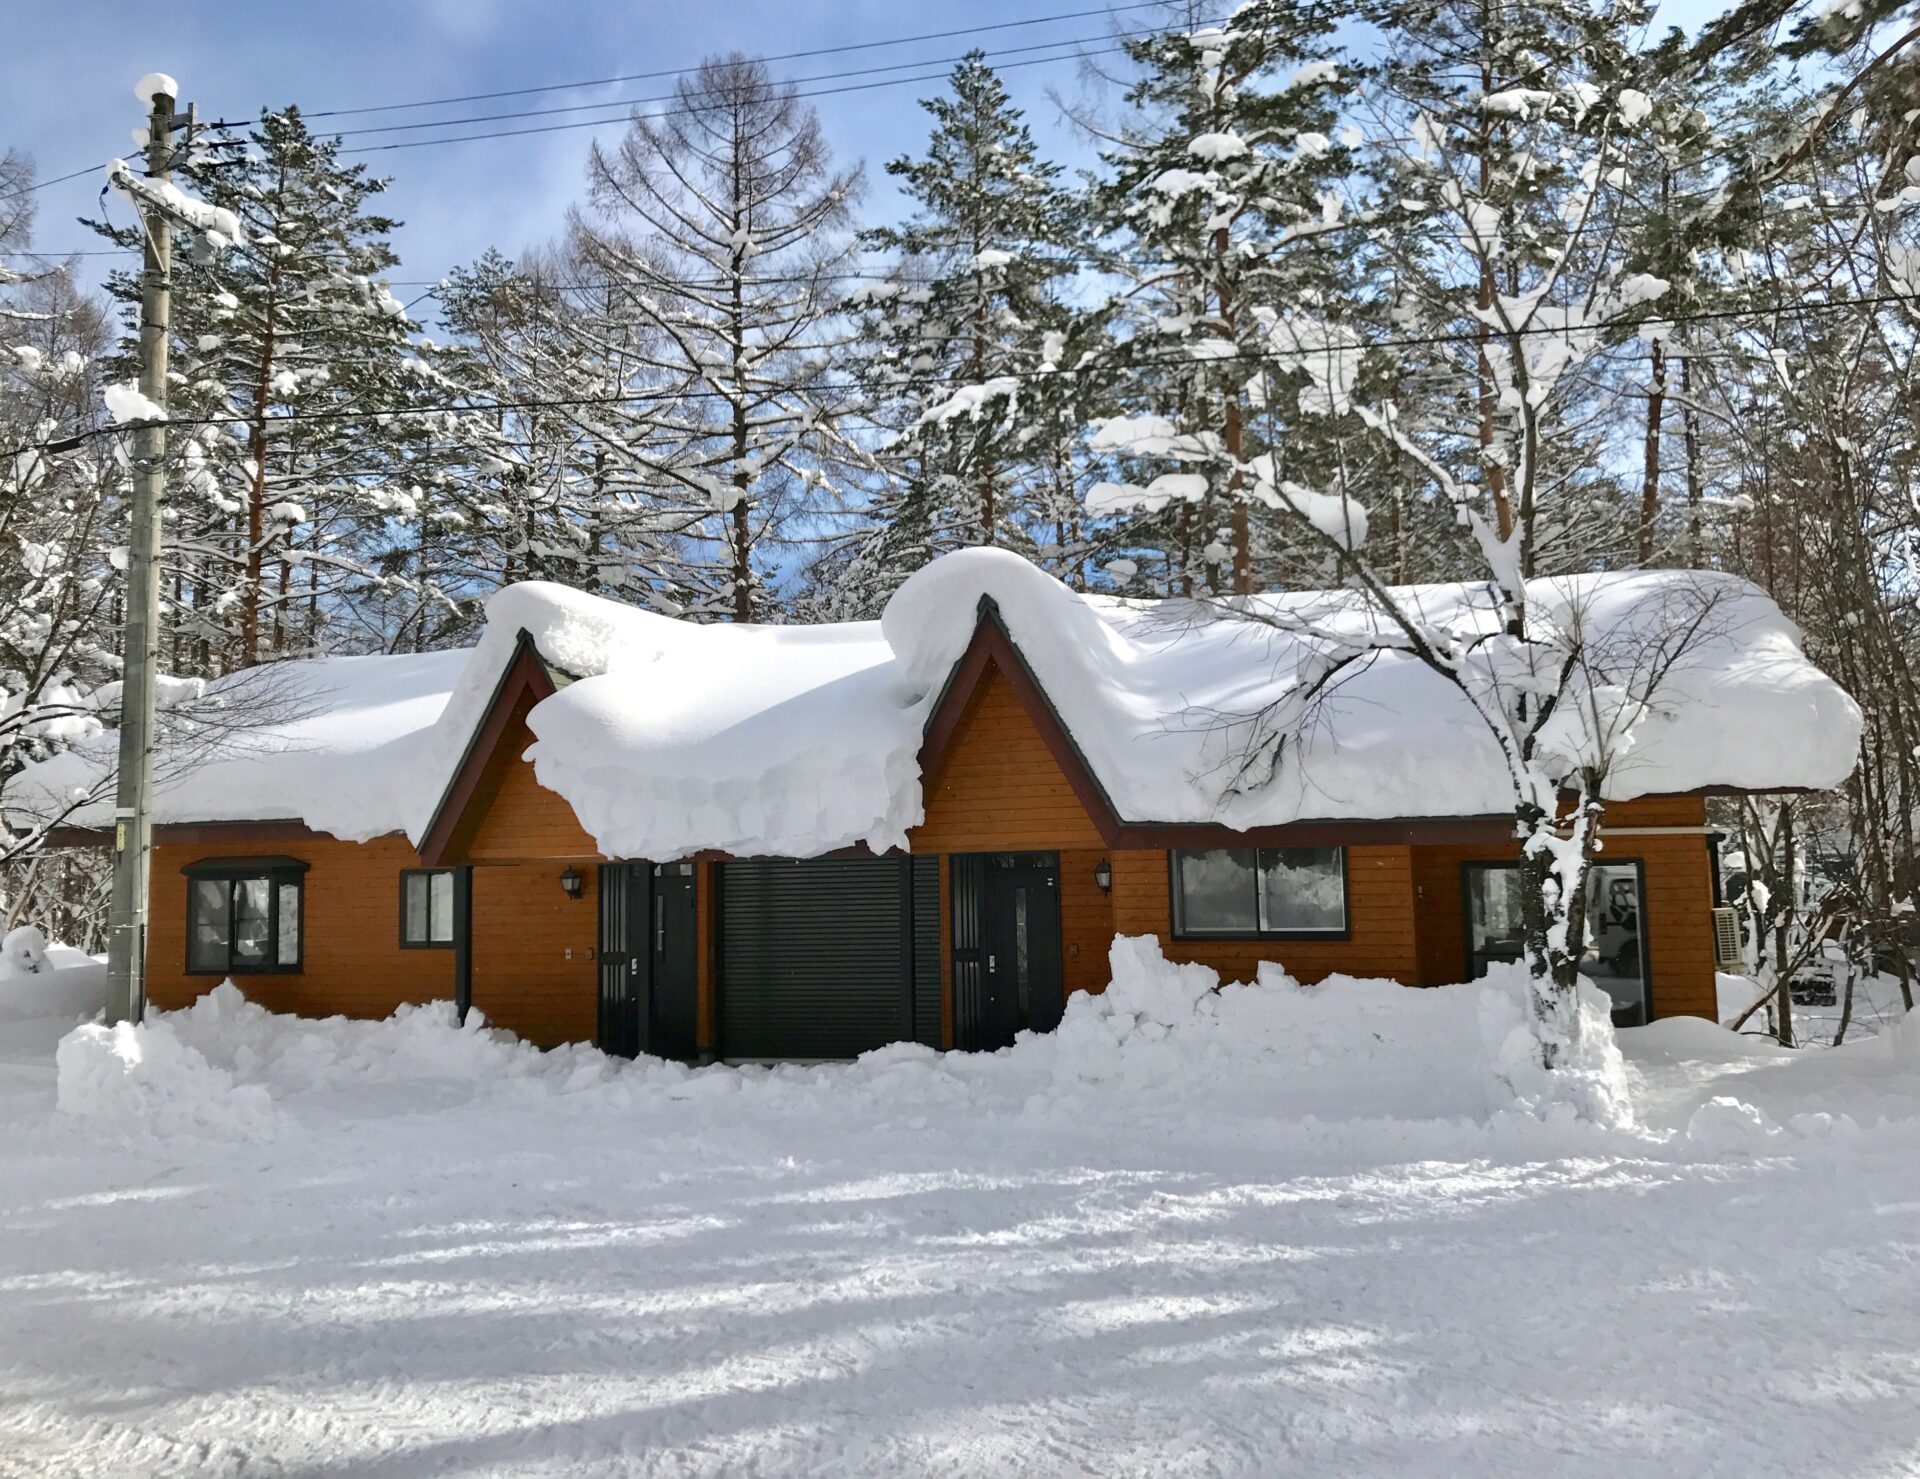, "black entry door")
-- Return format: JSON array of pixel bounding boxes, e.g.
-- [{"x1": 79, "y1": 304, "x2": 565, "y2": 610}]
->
[
  {"x1": 959, "y1": 852, "x2": 1064, "y2": 1051},
  {"x1": 597, "y1": 861, "x2": 698, "y2": 1060}
]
